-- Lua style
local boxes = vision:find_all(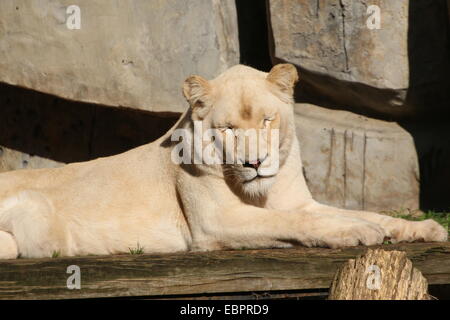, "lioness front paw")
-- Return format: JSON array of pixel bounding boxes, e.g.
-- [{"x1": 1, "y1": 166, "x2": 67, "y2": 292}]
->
[
  {"x1": 318, "y1": 220, "x2": 386, "y2": 249},
  {"x1": 390, "y1": 219, "x2": 448, "y2": 243}
]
